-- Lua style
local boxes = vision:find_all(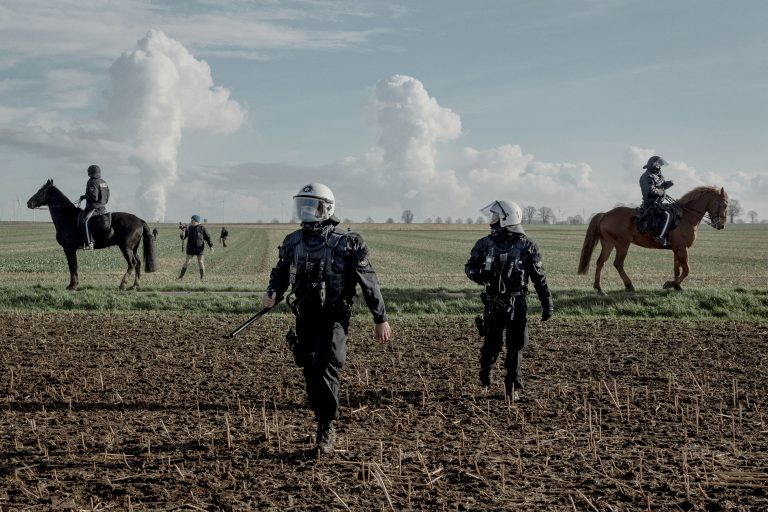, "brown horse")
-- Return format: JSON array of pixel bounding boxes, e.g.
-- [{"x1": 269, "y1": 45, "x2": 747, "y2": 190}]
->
[
  {"x1": 27, "y1": 179, "x2": 157, "y2": 290},
  {"x1": 578, "y1": 186, "x2": 728, "y2": 294}
]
